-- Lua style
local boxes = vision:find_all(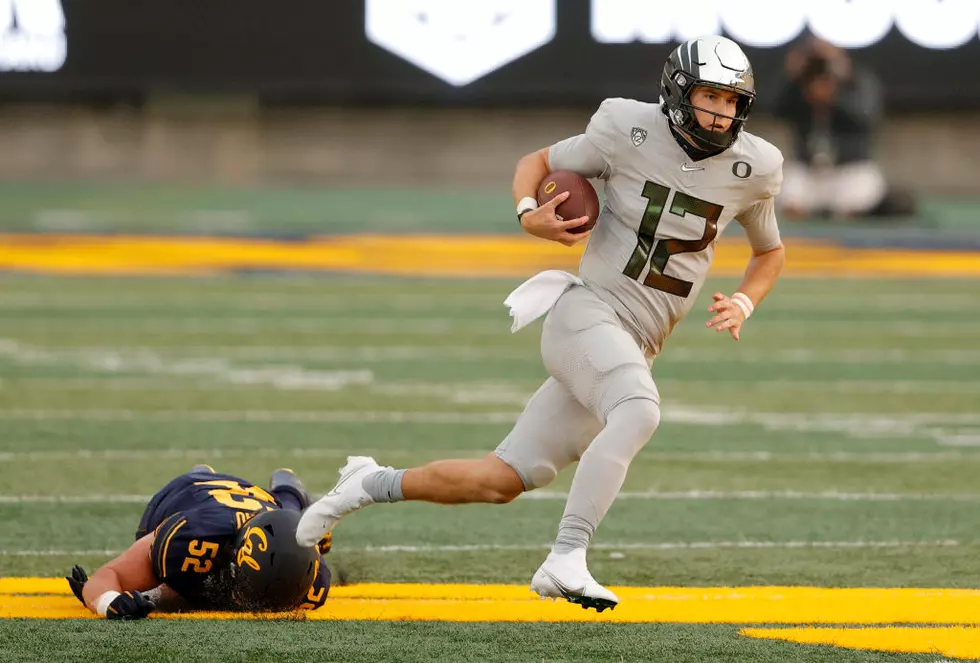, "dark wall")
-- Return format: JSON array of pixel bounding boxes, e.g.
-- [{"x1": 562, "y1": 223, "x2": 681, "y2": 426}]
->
[{"x1": 1, "y1": 0, "x2": 978, "y2": 110}]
